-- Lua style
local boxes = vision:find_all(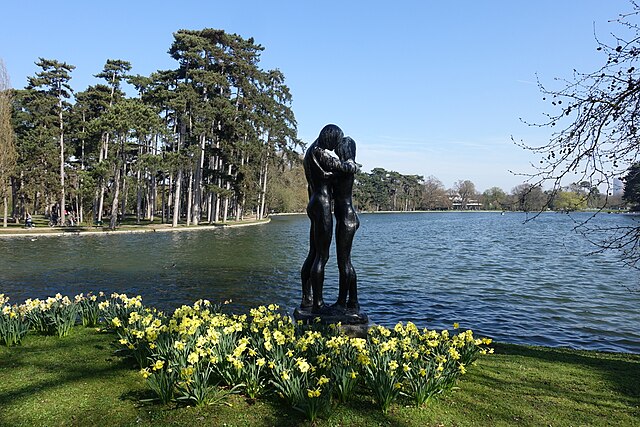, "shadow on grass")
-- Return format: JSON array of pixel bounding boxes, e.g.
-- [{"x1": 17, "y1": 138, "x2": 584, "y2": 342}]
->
[
  {"x1": 0, "y1": 330, "x2": 134, "y2": 410},
  {"x1": 192, "y1": 393, "x2": 413, "y2": 427},
  {"x1": 494, "y1": 342, "x2": 640, "y2": 399},
  {"x1": 448, "y1": 342, "x2": 640, "y2": 425}
]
